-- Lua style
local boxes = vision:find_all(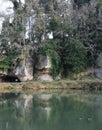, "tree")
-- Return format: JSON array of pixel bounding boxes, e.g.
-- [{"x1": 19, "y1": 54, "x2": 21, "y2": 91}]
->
[
  {"x1": 74, "y1": 0, "x2": 102, "y2": 66},
  {"x1": 0, "y1": 0, "x2": 102, "y2": 79}
]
